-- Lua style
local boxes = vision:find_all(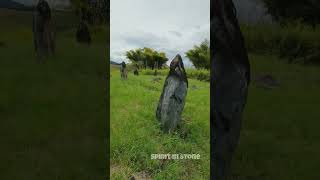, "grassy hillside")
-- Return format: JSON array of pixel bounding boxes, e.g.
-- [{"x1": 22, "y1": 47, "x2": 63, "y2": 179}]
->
[
  {"x1": 110, "y1": 67, "x2": 210, "y2": 179},
  {"x1": 231, "y1": 54, "x2": 320, "y2": 180},
  {"x1": 0, "y1": 9, "x2": 108, "y2": 179}
]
